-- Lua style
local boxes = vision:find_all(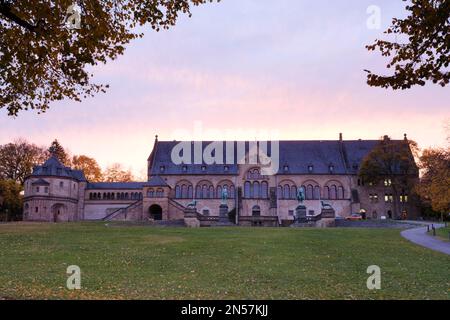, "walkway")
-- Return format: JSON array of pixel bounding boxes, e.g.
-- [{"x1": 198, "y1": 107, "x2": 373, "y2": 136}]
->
[{"x1": 401, "y1": 223, "x2": 450, "y2": 256}]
